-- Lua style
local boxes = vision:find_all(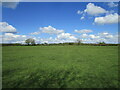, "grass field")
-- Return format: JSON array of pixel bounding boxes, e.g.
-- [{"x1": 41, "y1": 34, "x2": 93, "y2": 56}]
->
[{"x1": 2, "y1": 46, "x2": 119, "y2": 88}]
